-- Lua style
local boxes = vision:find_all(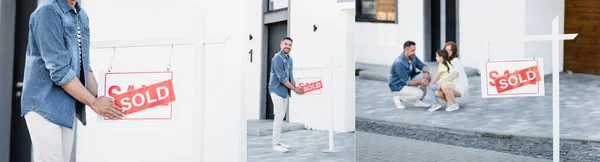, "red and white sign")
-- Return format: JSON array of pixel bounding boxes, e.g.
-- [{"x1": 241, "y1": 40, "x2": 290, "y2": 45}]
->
[
  {"x1": 104, "y1": 71, "x2": 175, "y2": 120},
  {"x1": 481, "y1": 58, "x2": 545, "y2": 98},
  {"x1": 297, "y1": 78, "x2": 323, "y2": 95}
]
